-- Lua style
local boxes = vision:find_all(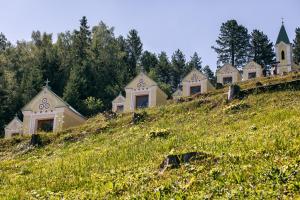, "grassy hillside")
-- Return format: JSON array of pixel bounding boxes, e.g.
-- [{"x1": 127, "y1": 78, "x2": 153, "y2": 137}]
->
[{"x1": 1, "y1": 79, "x2": 300, "y2": 199}]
